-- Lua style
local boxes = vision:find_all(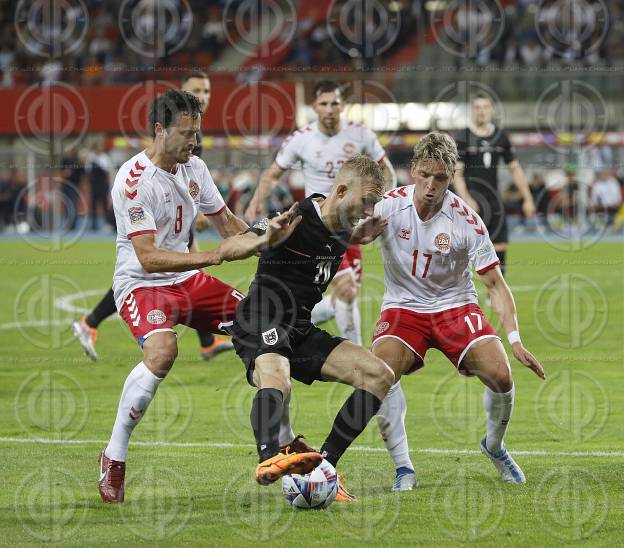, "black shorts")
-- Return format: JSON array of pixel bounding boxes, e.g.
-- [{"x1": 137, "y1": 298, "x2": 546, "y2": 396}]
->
[{"x1": 231, "y1": 319, "x2": 345, "y2": 386}]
